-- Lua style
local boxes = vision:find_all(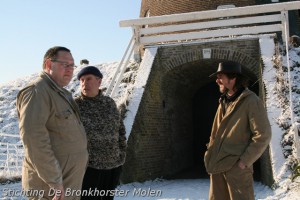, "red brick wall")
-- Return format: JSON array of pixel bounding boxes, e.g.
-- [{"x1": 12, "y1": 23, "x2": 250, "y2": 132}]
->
[{"x1": 140, "y1": 0, "x2": 256, "y2": 17}]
